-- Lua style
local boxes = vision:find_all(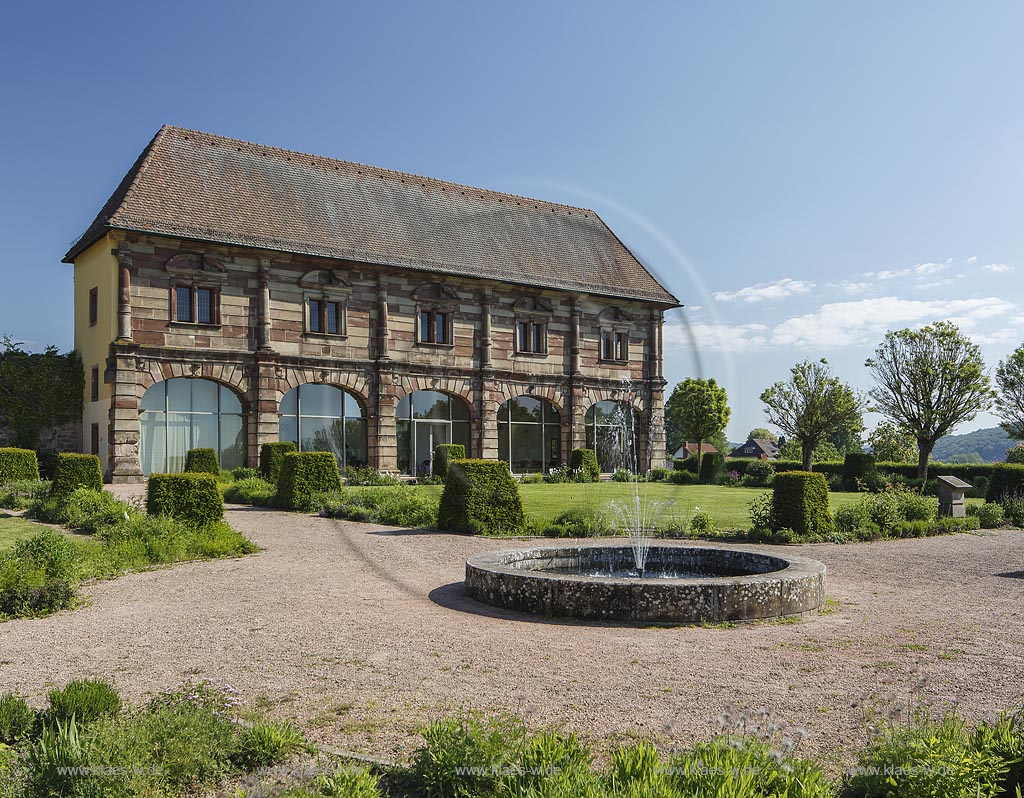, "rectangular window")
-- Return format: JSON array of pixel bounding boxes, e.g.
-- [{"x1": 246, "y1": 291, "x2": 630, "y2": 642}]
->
[
  {"x1": 196, "y1": 288, "x2": 213, "y2": 324},
  {"x1": 435, "y1": 312, "x2": 448, "y2": 344},
  {"x1": 531, "y1": 322, "x2": 544, "y2": 354},
  {"x1": 517, "y1": 321, "x2": 546, "y2": 354},
  {"x1": 309, "y1": 299, "x2": 322, "y2": 333},
  {"x1": 176, "y1": 286, "x2": 193, "y2": 322},
  {"x1": 615, "y1": 332, "x2": 627, "y2": 361},
  {"x1": 88, "y1": 287, "x2": 98, "y2": 326},
  {"x1": 90, "y1": 423, "x2": 100, "y2": 456},
  {"x1": 326, "y1": 301, "x2": 341, "y2": 335},
  {"x1": 418, "y1": 310, "x2": 450, "y2": 344},
  {"x1": 419, "y1": 311, "x2": 431, "y2": 342},
  {"x1": 517, "y1": 321, "x2": 529, "y2": 351},
  {"x1": 90, "y1": 366, "x2": 99, "y2": 402},
  {"x1": 601, "y1": 330, "x2": 614, "y2": 360}
]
